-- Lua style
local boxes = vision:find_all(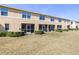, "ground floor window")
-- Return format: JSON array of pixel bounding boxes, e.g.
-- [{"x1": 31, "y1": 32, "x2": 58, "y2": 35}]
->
[
  {"x1": 67, "y1": 25, "x2": 70, "y2": 29},
  {"x1": 76, "y1": 26, "x2": 78, "y2": 29},
  {"x1": 49, "y1": 25, "x2": 55, "y2": 31},
  {"x1": 57, "y1": 25, "x2": 62, "y2": 30},
  {"x1": 21, "y1": 24, "x2": 34, "y2": 33},
  {"x1": 39, "y1": 24, "x2": 55, "y2": 32},
  {"x1": 5, "y1": 24, "x2": 9, "y2": 31},
  {"x1": 39, "y1": 24, "x2": 47, "y2": 32}
]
